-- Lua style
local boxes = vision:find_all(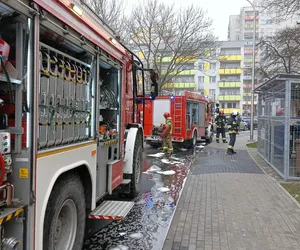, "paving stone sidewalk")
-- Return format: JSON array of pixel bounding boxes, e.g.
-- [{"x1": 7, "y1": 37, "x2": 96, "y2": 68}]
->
[{"x1": 163, "y1": 132, "x2": 300, "y2": 250}]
